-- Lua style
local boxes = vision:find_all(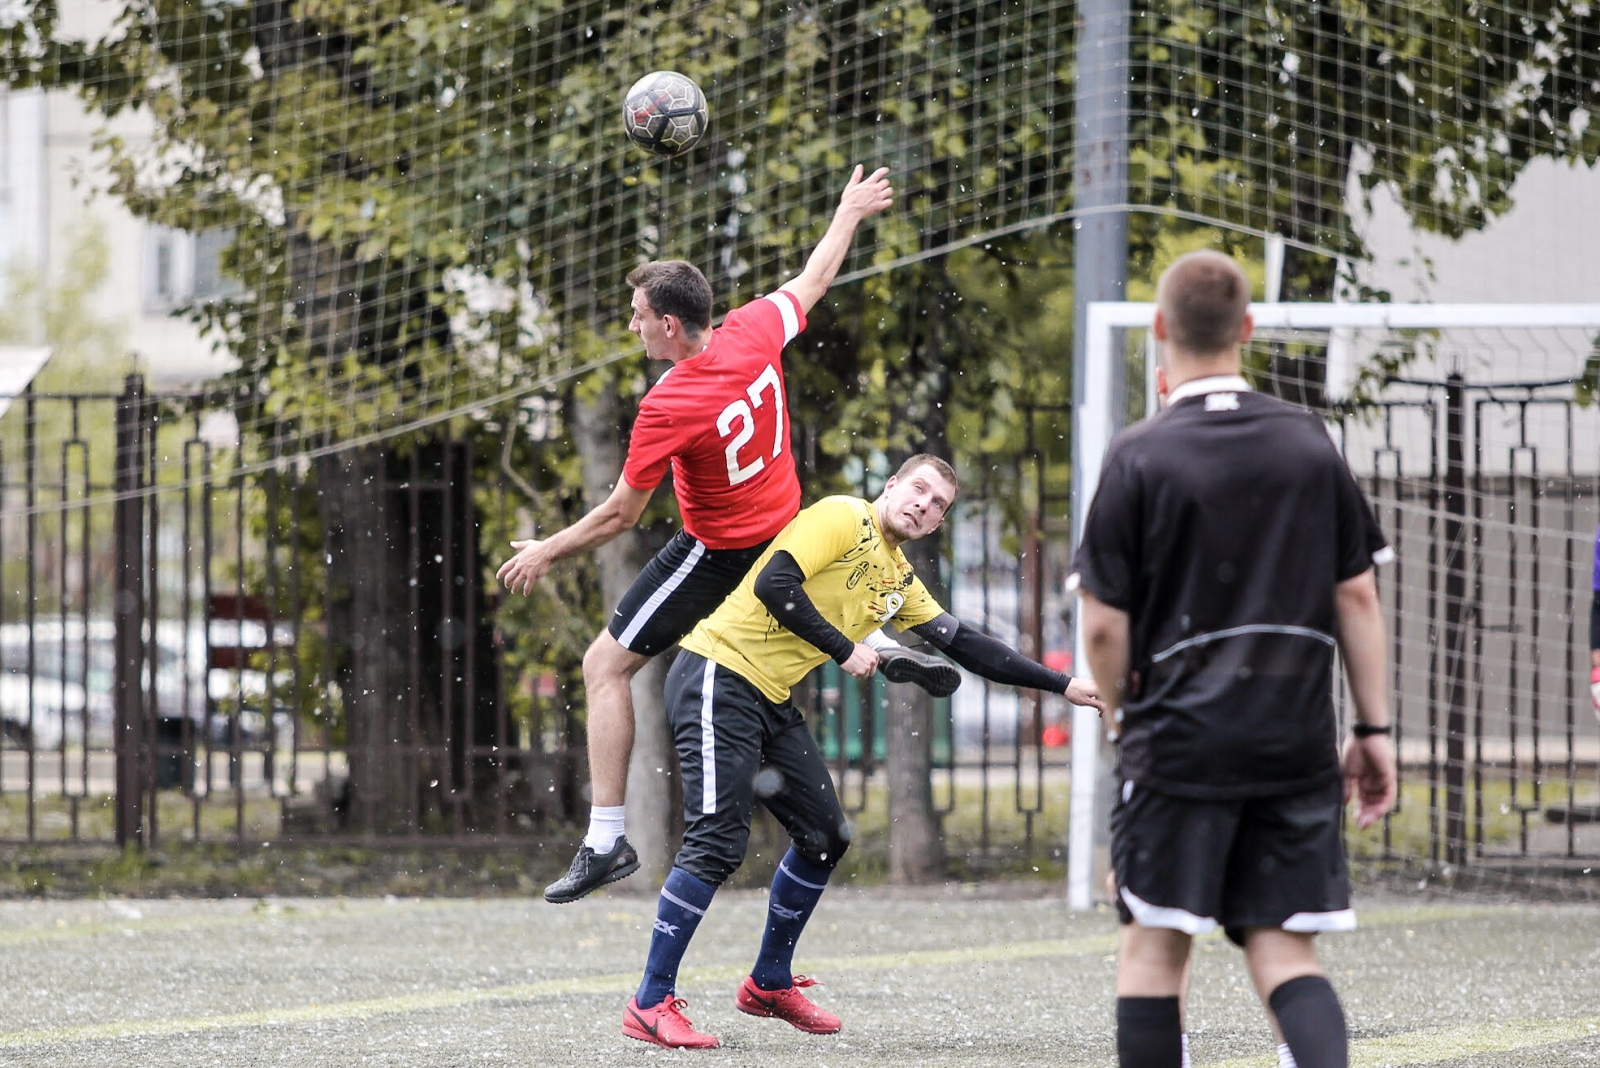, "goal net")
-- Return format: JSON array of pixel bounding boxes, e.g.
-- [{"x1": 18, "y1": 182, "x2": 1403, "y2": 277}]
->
[{"x1": 1070, "y1": 301, "x2": 1600, "y2": 907}]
